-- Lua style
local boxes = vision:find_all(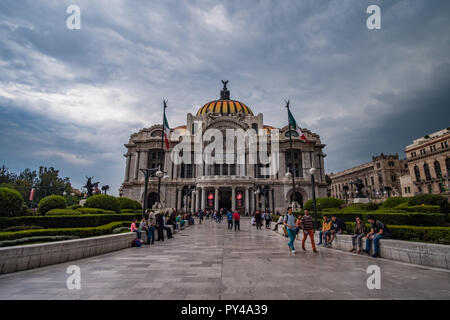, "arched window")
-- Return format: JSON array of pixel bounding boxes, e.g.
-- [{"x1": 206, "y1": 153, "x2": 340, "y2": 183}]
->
[
  {"x1": 446, "y1": 158, "x2": 450, "y2": 175},
  {"x1": 414, "y1": 166, "x2": 421, "y2": 182},
  {"x1": 285, "y1": 130, "x2": 299, "y2": 137},
  {"x1": 151, "y1": 130, "x2": 163, "y2": 137},
  {"x1": 424, "y1": 163, "x2": 431, "y2": 180},
  {"x1": 434, "y1": 161, "x2": 442, "y2": 178},
  {"x1": 252, "y1": 123, "x2": 258, "y2": 132}
]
